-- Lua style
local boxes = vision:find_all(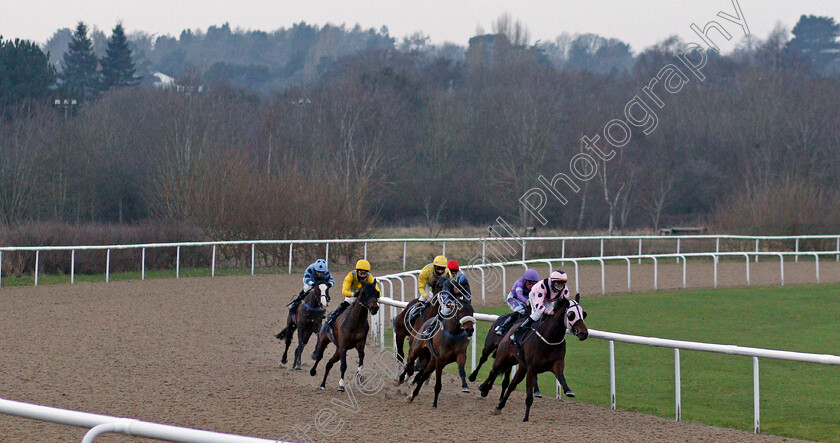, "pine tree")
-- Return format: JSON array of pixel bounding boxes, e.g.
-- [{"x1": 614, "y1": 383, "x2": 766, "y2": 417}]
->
[
  {"x1": 0, "y1": 36, "x2": 56, "y2": 111},
  {"x1": 101, "y1": 23, "x2": 140, "y2": 90},
  {"x1": 787, "y1": 15, "x2": 840, "y2": 75},
  {"x1": 61, "y1": 22, "x2": 99, "y2": 100}
]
